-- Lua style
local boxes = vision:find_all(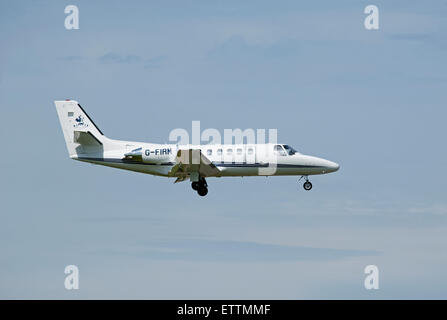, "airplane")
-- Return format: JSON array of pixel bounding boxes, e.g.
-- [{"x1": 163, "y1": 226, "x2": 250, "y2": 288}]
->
[{"x1": 55, "y1": 100, "x2": 339, "y2": 196}]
